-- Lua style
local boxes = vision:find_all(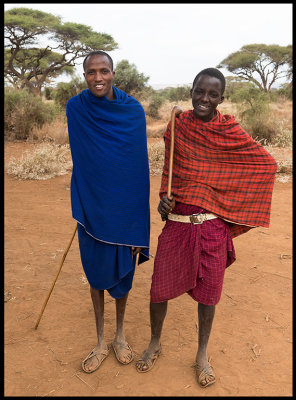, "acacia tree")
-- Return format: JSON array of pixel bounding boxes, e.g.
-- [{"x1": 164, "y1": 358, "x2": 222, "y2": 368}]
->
[
  {"x1": 4, "y1": 7, "x2": 118, "y2": 95},
  {"x1": 217, "y1": 44, "x2": 292, "y2": 92}
]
